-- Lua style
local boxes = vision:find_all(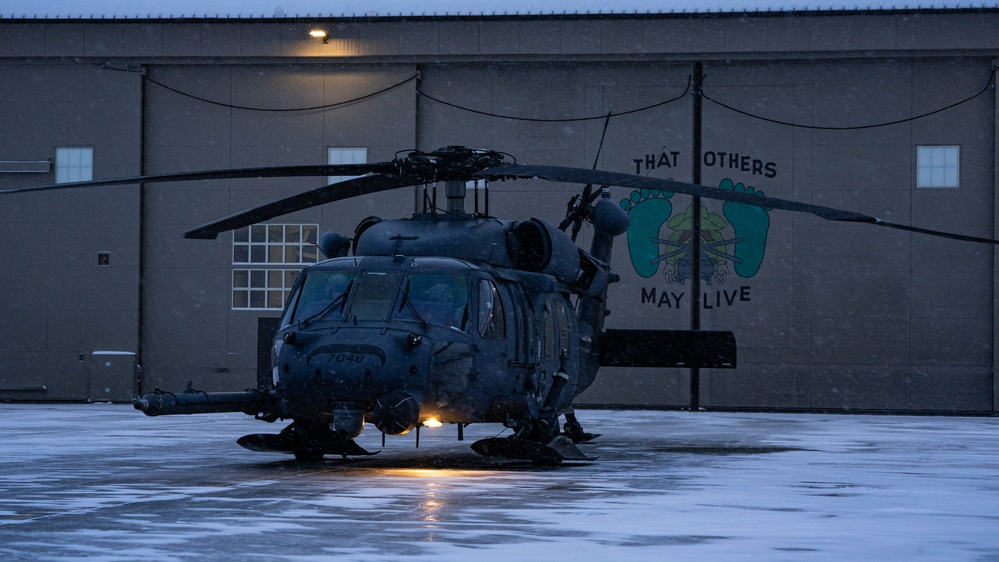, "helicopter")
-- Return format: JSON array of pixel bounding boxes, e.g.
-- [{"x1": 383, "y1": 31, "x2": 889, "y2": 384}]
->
[{"x1": 5, "y1": 145, "x2": 997, "y2": 464}]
